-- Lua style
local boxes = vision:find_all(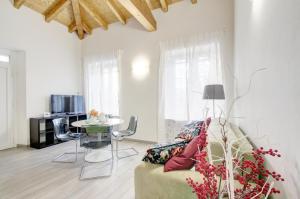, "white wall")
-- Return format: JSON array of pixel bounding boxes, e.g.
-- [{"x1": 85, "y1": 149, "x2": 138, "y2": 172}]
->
[
  {"x1": 234, "y1": 0, "x2": 300, "y2": 197},
  {"x1": 0, "y1": 0, "x2": 82, "y2": 145},
  {"x1": 82, "y1": 0, "x2": 234, "y2": 142}
]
